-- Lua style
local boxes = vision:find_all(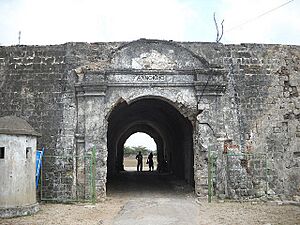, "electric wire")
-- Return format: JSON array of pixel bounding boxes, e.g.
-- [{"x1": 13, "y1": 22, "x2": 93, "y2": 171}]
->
[{"x1": 225, "y1": 0, "x2": 295, "y2": 33}]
